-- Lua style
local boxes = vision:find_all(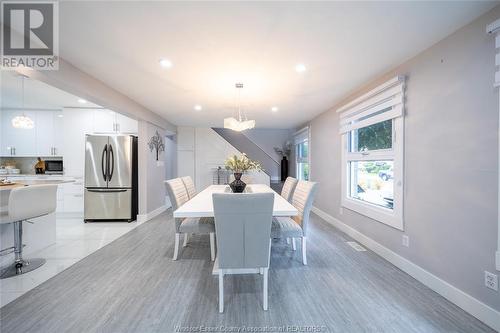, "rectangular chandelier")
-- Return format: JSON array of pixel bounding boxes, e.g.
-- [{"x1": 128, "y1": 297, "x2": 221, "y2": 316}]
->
[{"x1": 224, "y1": 117, "x2": 255, "y2": 132}]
